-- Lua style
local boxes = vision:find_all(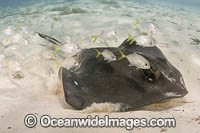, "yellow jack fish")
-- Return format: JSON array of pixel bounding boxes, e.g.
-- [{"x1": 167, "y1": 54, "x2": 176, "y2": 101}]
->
[
  {"x1": 118, "y1": 49, "x2": 150, "y2": 69},
  {"x1": 95, "y1": 49, "x2": 116, "y2": 62}
]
